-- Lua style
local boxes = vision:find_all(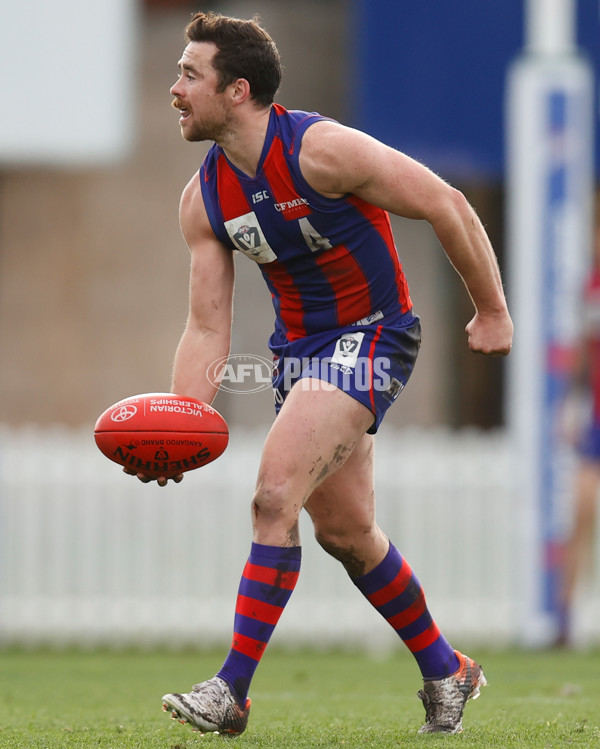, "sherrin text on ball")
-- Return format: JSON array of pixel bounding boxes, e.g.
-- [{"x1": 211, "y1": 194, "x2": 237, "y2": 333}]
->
[{"x1": 94, "y1": 392, "x2": 229, "y2": 478}]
